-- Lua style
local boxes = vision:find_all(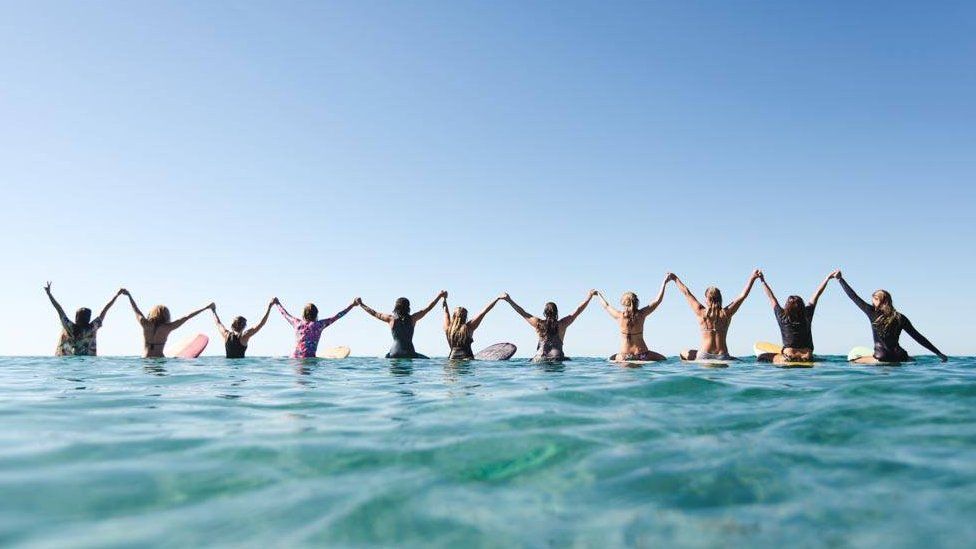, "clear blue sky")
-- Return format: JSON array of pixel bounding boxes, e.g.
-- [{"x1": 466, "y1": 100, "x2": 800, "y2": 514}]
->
[{"x1": 1, "y1": 1, "x2": 973, "y2": 357}]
